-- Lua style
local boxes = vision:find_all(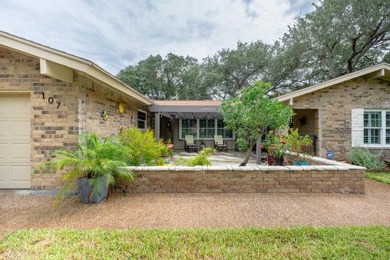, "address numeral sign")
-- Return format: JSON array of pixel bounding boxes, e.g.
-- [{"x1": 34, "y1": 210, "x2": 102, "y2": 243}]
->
[{"x1": 41, "y1": 92, "x2": 61, "y2": 109}]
